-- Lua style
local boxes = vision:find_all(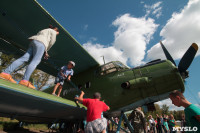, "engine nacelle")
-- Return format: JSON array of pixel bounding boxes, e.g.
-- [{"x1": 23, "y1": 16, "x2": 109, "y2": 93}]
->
[{"x1": 121, "y1": 77, "x2": 150, "y2": 89}]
